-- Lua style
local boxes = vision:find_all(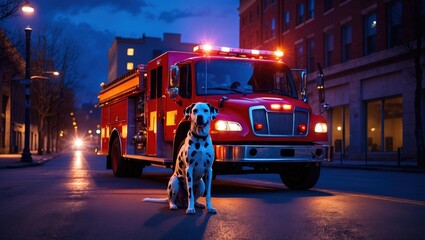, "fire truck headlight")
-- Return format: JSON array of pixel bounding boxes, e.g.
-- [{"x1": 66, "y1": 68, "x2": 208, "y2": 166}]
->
[
  {"x1": 314, "y1": 123, "x2": 328, "y2": 133},
  {"x1": 215, "y1": 120, "x2": 242, "y2": 131}
]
